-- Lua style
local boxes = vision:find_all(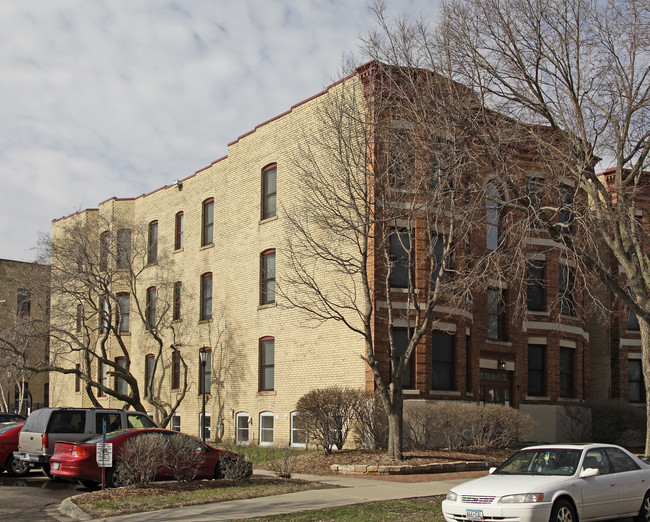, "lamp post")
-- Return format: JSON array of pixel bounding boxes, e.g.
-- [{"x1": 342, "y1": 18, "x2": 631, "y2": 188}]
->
[{"x1": 199, "y1": 347, "x2": 207, "y2": 443}]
